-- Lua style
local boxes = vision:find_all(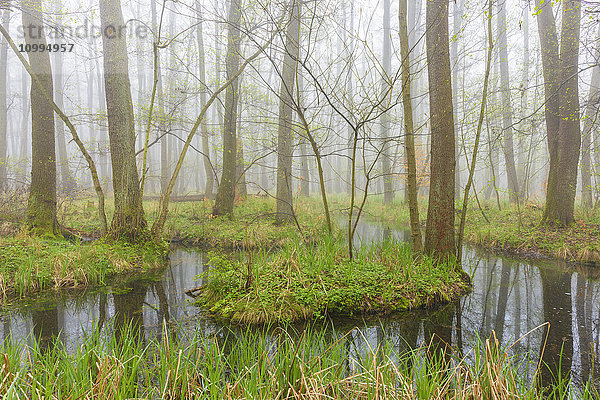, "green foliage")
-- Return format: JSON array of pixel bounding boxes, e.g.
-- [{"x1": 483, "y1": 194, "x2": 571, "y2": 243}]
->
[
  {"x1": 0, "y1": 324, "x2": 590, "y2": 399},
  {"x1": 197, "y1": 234, "x2": 468, "y2": 324},
  {"x1": 0, "y1": 235, "x2": 167, "y2": 299}
]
